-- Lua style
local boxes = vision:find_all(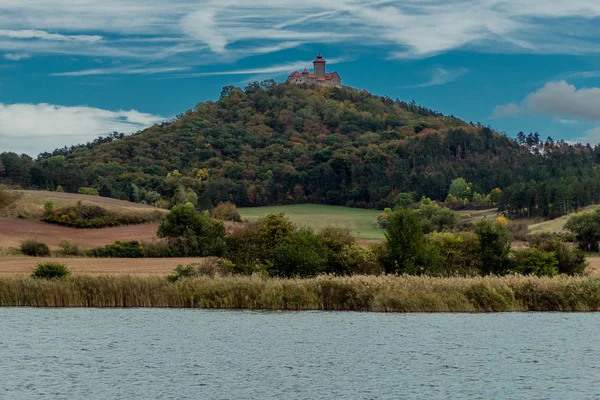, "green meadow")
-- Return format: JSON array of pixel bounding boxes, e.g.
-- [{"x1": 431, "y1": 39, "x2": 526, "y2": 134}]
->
[{"x1": 239, "y1": 204, "x2": 383, "y2": 240}]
